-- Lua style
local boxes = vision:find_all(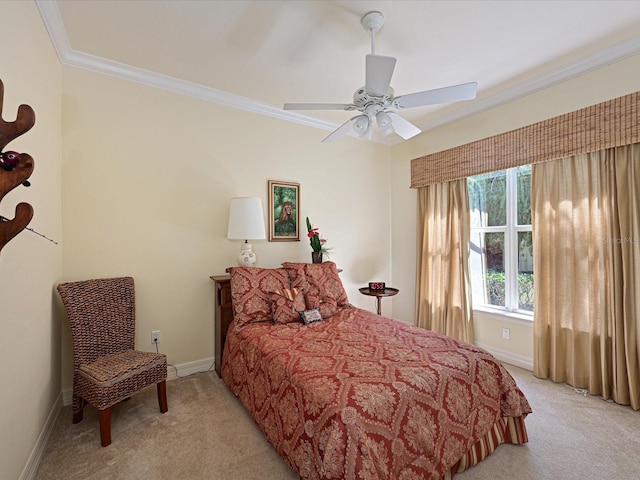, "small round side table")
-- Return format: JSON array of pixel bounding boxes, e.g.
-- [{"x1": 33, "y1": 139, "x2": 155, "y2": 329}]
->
[{"x1": 358, "y1": 287, "x2": 399, "y2": 315}]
